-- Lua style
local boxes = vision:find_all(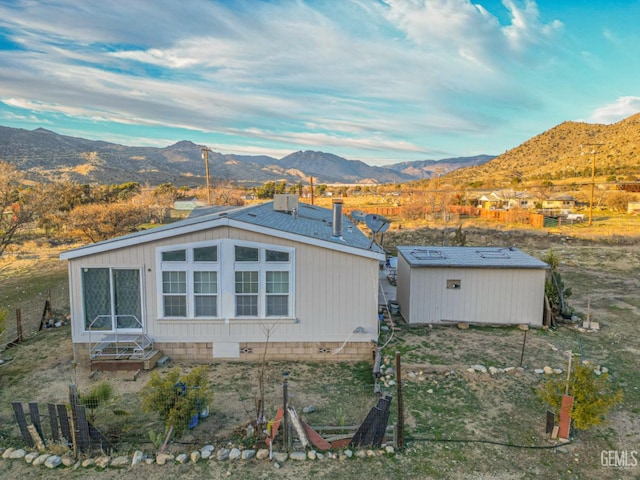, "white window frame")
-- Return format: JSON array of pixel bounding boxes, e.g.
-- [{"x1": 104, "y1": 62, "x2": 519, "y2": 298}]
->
[
  {"x1": 156, "y1": 240, "x2": 295, "y2": 321},
  {"x1": 157, "y1": 241, "x2": 220, "y2": 319},
  {"x1": 81, "y1": 266, "x2": 145, "y2": 333},
  {"x1": 231, "y1": 241, "x2": 294, "y2": 319}
]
